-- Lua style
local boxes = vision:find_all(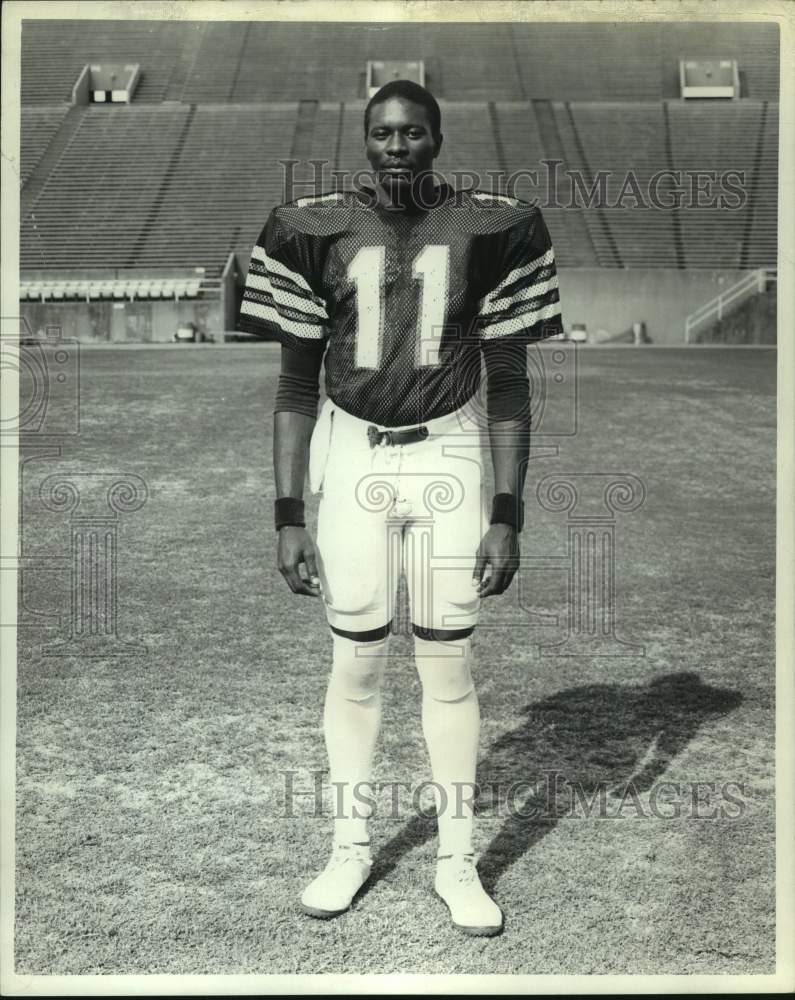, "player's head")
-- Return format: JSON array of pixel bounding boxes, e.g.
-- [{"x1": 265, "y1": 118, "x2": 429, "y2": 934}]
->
[
  {"x1": 364, "y1": 80, "x2": 443, "y2": 197},
  {"x1": 364, "y1": 80, "x2": 442, "y2": 144}
]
